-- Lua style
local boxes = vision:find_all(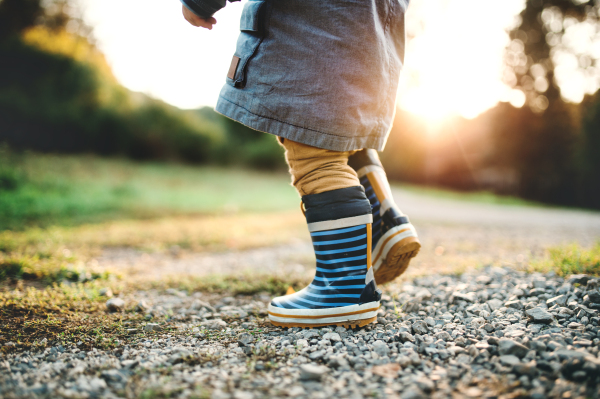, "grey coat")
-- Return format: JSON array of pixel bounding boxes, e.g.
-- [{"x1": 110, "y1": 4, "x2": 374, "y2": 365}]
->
[{"x1": 182, "y1": 0, "x2": 408, "y2": 151}]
